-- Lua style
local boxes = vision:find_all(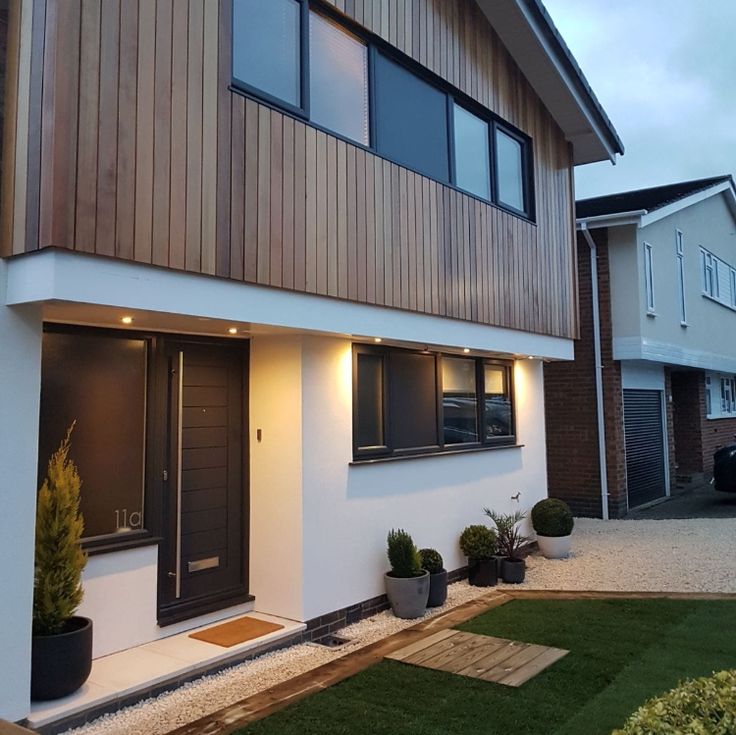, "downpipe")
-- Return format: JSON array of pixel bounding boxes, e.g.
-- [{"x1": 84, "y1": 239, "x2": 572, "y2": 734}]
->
[{"x1": 580, "y1": 222, "x2": 610, "y2": 521}]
